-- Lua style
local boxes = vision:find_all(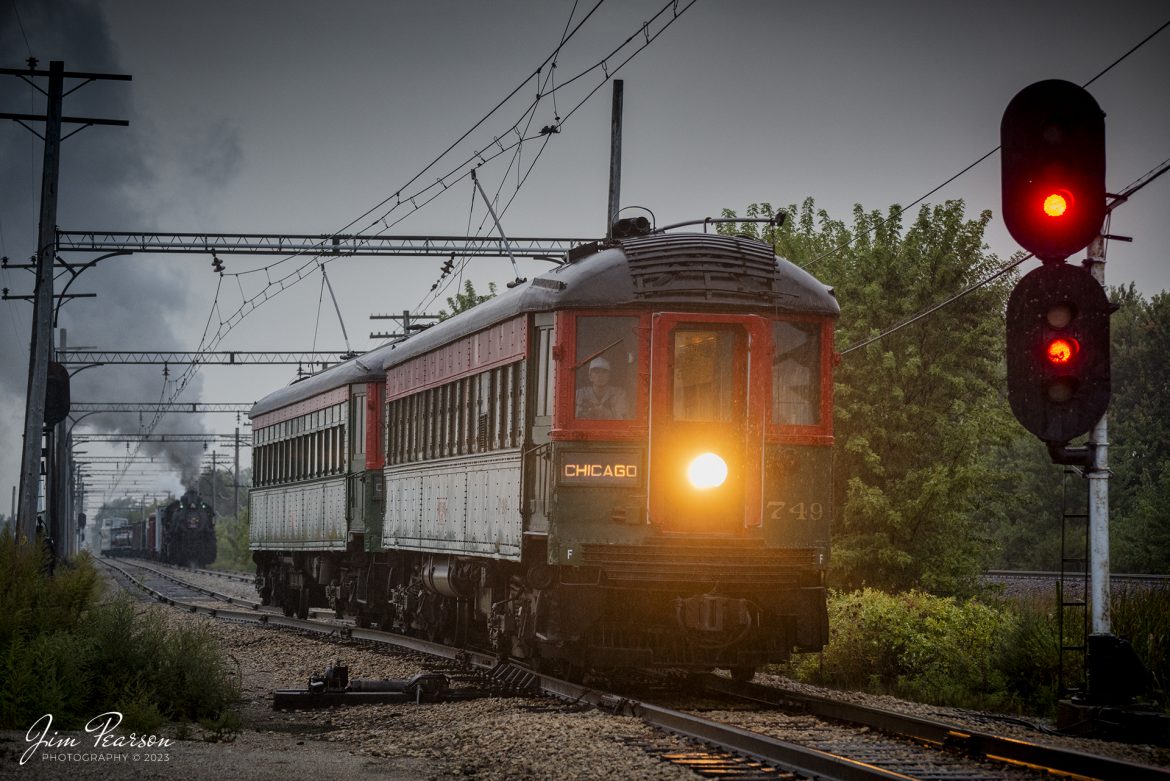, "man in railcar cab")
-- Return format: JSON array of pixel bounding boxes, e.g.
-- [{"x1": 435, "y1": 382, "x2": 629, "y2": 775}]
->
[{"x1": 576, "y1": 356, "x2": 629, "y2": 419}]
